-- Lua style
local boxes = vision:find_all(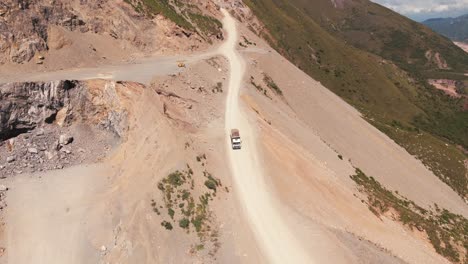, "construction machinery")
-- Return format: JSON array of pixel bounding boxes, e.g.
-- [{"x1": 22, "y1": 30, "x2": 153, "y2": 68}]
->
[
  {"x1": 177, "y1": 61, "x2": 186, "y2": 68},
  {"x1": 230, "y1": 129, "x2": 242, "y2": 150}
]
